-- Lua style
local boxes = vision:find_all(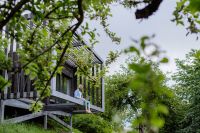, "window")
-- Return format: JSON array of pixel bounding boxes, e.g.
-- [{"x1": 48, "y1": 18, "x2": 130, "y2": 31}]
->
[{"x1": 56, "y1": 74, "x2": 71, "y2": 95}]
